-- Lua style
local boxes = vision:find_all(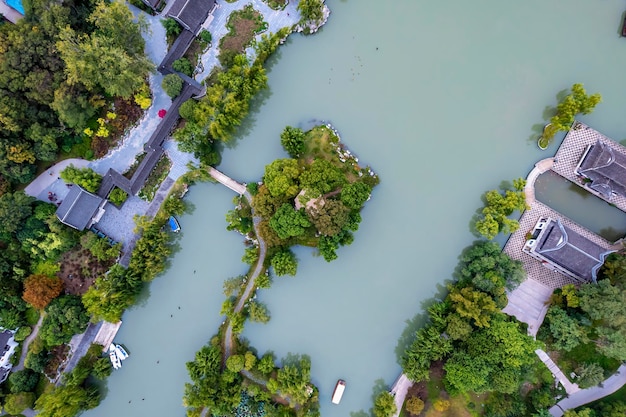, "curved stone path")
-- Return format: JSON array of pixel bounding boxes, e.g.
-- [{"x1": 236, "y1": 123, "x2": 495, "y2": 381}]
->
[{"x1": 12, "y1": 313, "x2": 45, "y2": 372}]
